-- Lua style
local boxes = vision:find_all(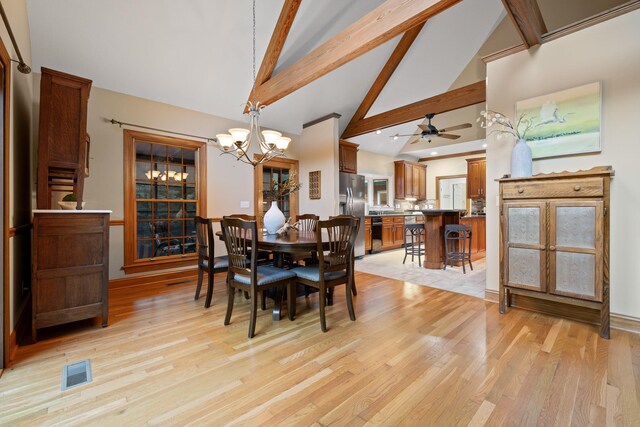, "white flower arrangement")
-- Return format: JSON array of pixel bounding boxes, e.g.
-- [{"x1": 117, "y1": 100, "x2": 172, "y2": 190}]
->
[{"x1": 478, "y1": 110, "x2": 538, "y2": 141}]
